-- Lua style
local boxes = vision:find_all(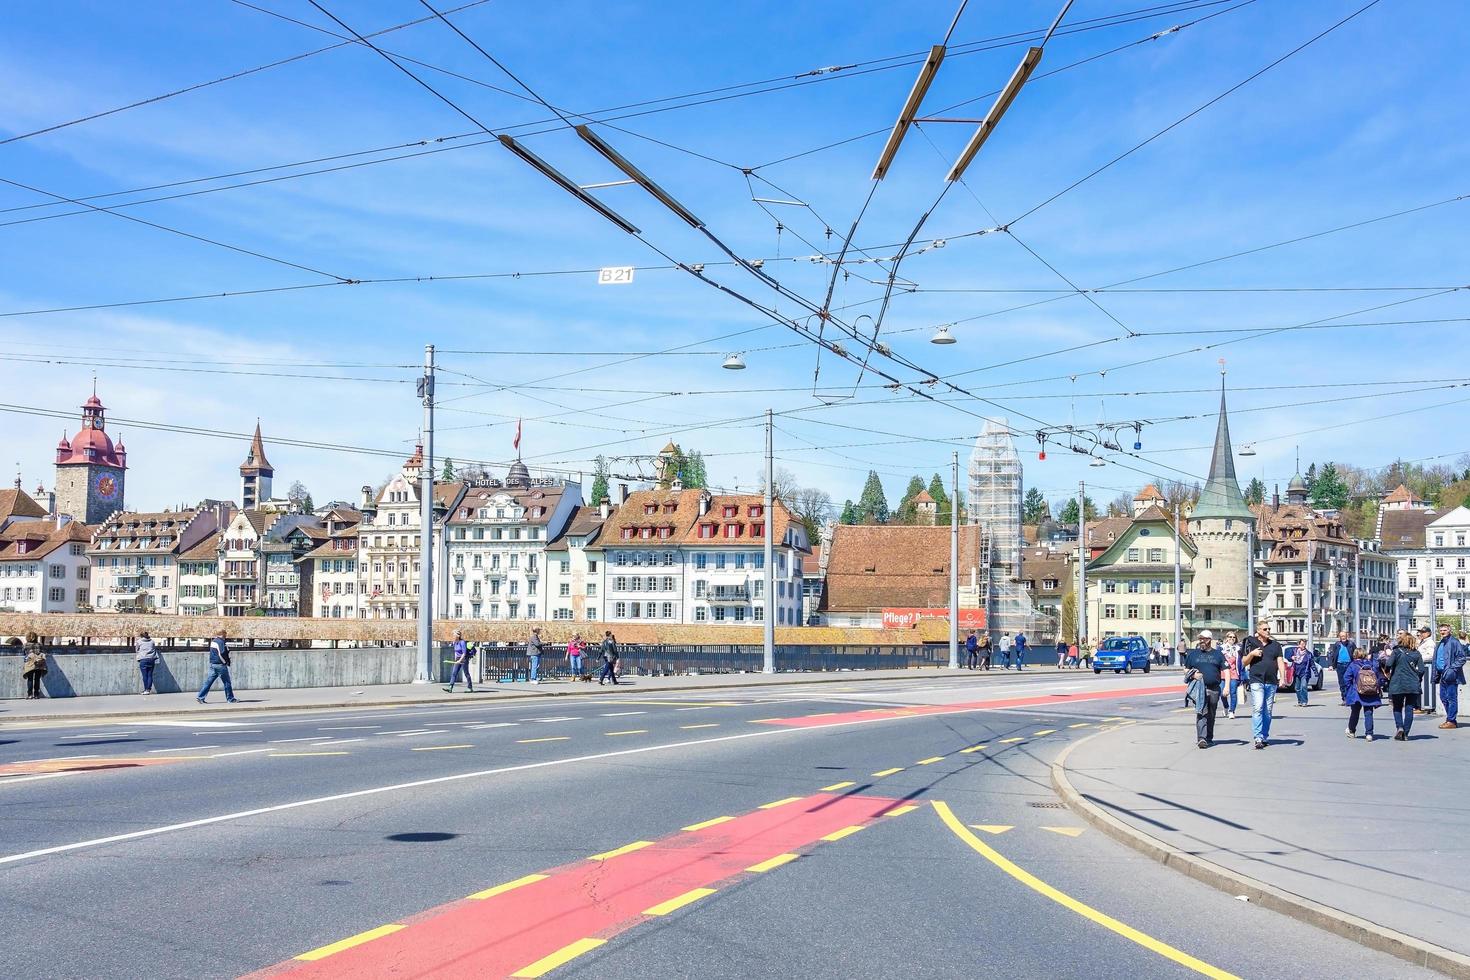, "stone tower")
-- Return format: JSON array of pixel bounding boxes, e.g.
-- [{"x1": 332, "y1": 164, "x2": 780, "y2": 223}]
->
[
  {"x1": 53, "y1": 389, "x2": 127, "y2": 524},
  {"x1": 1187, "y1": 377, "x2": 1254, "y2": 634},
  {"x1": 239, "y1": 422, "x2": 274, "y2": 510}
]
